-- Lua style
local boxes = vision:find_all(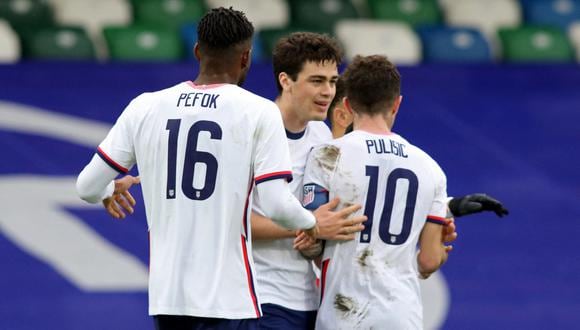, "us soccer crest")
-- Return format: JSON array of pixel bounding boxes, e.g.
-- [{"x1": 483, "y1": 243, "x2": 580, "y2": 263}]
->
[{"x1": 302, "y1": 184, "x2": 316, "y2": 206}]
